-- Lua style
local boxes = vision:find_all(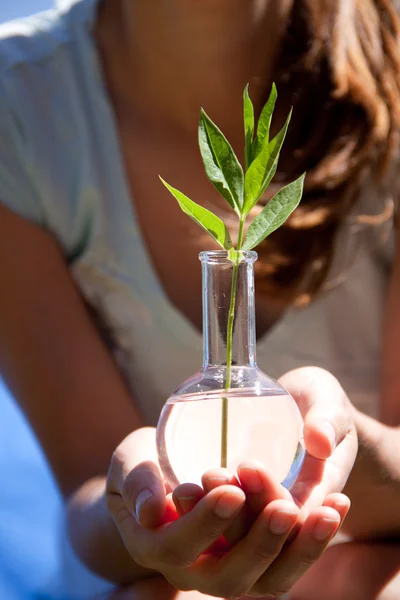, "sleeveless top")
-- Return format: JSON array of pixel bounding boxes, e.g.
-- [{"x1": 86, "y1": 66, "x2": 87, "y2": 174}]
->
[{"x1": 0, "y1": 0, "x2": 396, "y2": 596}]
